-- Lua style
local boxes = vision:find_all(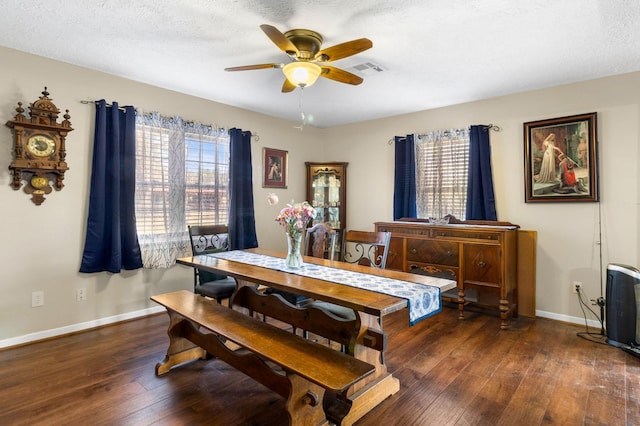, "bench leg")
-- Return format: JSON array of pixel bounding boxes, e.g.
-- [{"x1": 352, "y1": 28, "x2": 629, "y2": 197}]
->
[
  {"x1": 285, "y1": 373, "x2": 328, "y2": 426},
  {"x1": 325, "y1": 373, "x2": 399, "y2": 426},
  {"x1": 155, "y1": 310, "x2": 207, "y2": 376},
  {"x1": 325, "y1": 312, "x2": 400, "y2": 425}
]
